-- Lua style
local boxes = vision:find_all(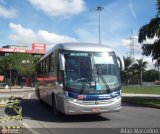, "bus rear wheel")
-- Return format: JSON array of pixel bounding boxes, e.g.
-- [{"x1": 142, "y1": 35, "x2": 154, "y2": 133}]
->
[{"x1": 38, "y1": 89, "x2": 42, "y2": 104}]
